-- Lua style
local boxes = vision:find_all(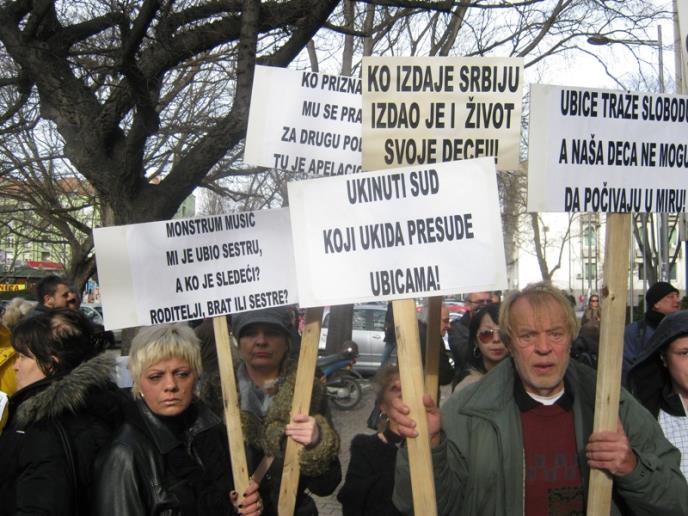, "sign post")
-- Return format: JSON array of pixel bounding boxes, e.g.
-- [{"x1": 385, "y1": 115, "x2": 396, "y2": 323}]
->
[
  {"x1": 424, "y1": 296, "x2": 443, "y2": 404},
  {"x1": 393, "y1": 298, "x2": 438, "y2": 514},
  {"x1": 277, "y1": 307, "x2": 324, "y2": 515},
  {"x1": 586, "y1": 213, "x2": 631, "y2": 514},
  {"x1": 213, "y1": 316, "x2": 250, "y2": 499}
]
